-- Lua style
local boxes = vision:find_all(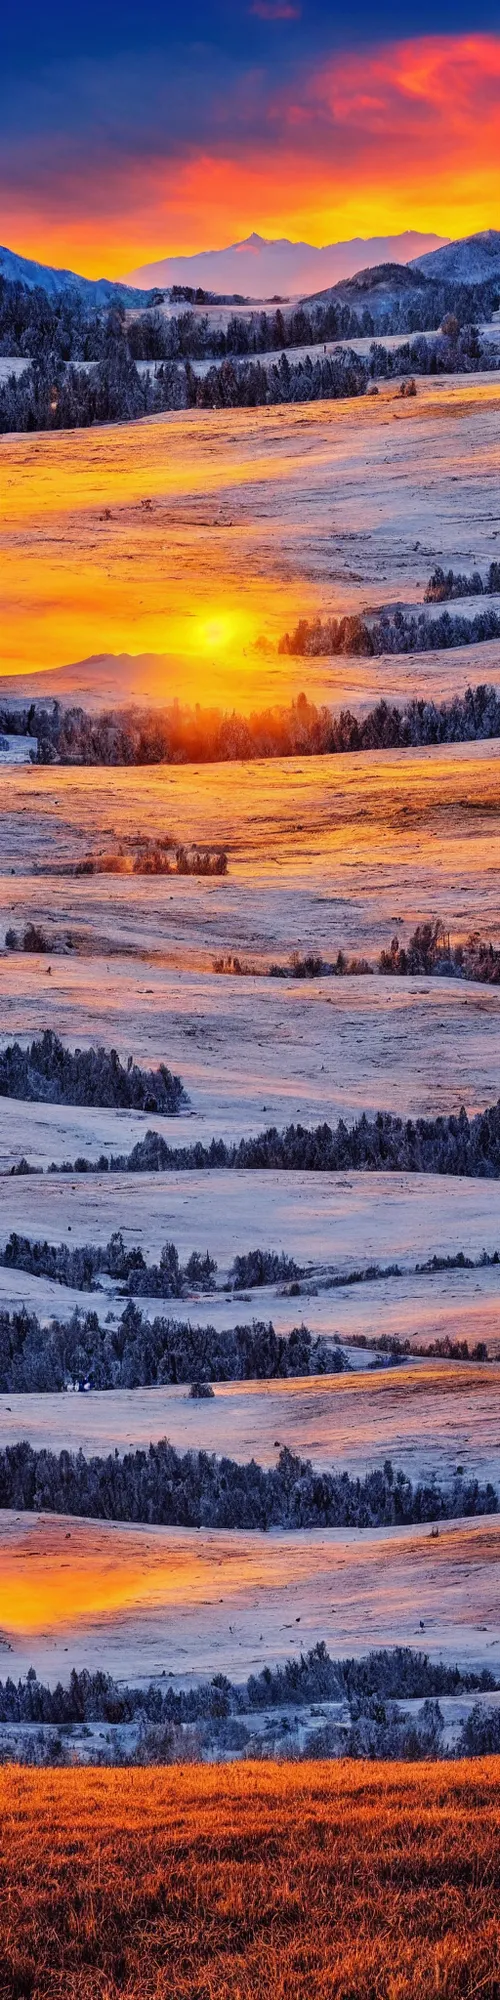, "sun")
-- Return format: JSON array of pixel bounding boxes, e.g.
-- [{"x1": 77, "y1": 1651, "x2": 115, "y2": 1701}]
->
[{"x1": 197, "y1": 608, "x2": 250, "y2": 652}]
